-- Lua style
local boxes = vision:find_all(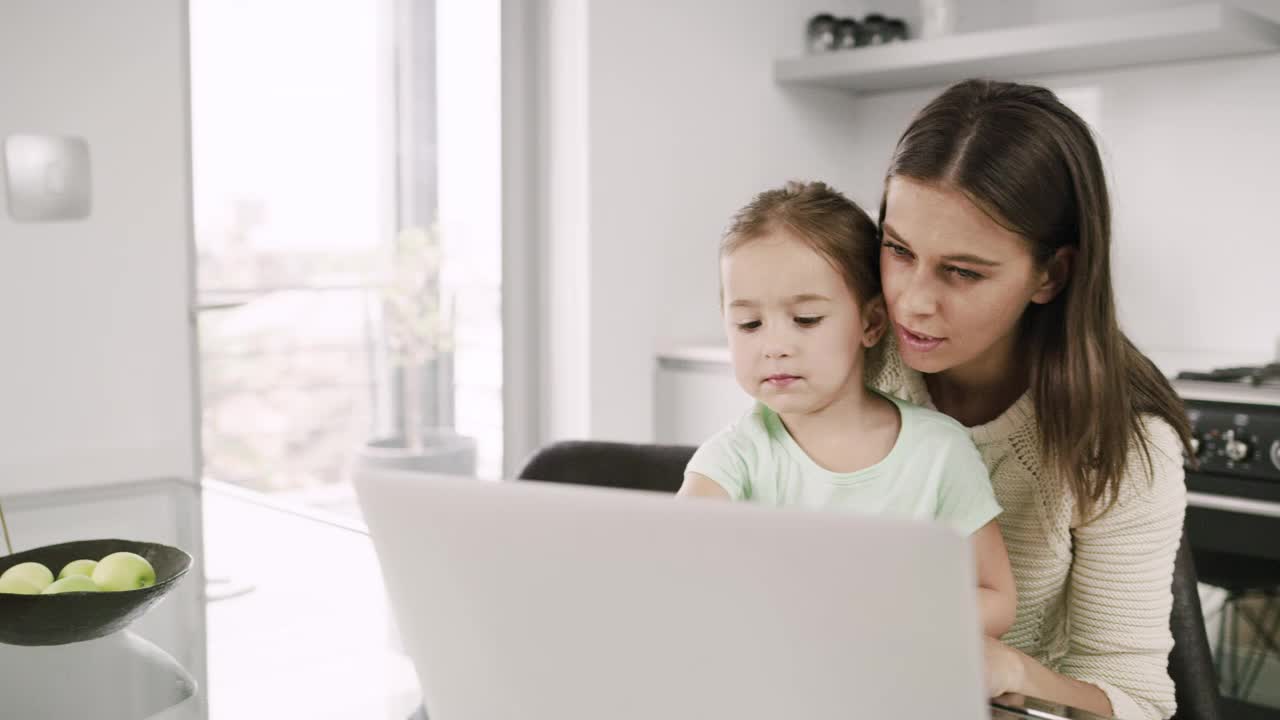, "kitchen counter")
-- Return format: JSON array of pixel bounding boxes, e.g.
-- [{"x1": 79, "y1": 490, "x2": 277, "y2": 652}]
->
[{"x1": 657, "y1": 344, "x2": 1271, "y2": 382}]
